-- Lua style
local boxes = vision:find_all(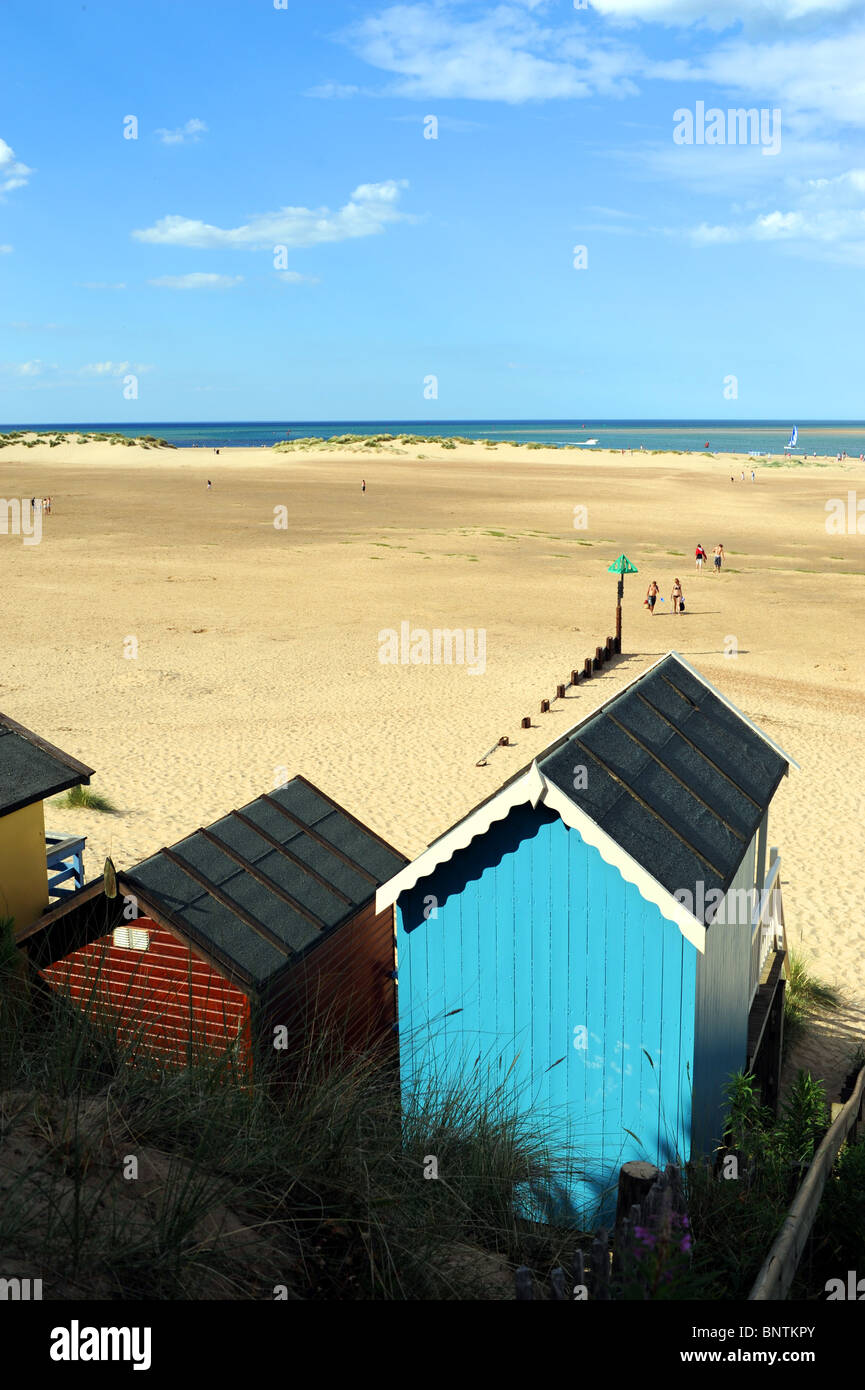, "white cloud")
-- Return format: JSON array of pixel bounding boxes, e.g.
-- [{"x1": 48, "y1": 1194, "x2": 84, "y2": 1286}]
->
[
  {"x1": 276, "y1": 270, "x2": 320, "y2": 284},
  {"x1": 649, "y1": 29, "x2": 865, "y2": 134},
  {"x1": 684, "y1": 167, "x2": 865, "y2": 261},
  {"x1": 0, "y1": 137, "x2": 33, "y2": 194},
  {"x1": 389, "y1": 112, "x2": 487, "y2": 131},
  {"x1": 689, "y1": 222, "x2": 742, "y2": 243},
  {"x1": 0, "y1": 244, "x2": 11, "y2": 253},
  {"x1": 79, "y1": 361, "x2": 132, "y2": 376},
  {"x1": 591, "y1": 0, "x2": 862, "y2": 24},
  {"x1": 341, "y1": 4, "x2": 641, "y2": 102},
  {"x1": 8, "y1": 321, "x2": 62, "y2": 330},
  {"x1": 133, "y1": 180, "x2": 412, "y2": 250},
  {"x1": 307, "y1": 82, "x2": 364, "y2": 98},
  {"x1": 0, "y1": 360, "x2": 153, "y2": 383},
  {"x1": 148, "y1": 272, "x2": 244, "y2": 289},
  {"x1": 155, "y1": 118, "x2": 208, "y2": 145}
]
